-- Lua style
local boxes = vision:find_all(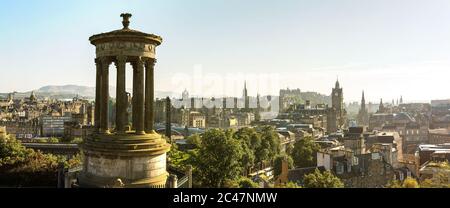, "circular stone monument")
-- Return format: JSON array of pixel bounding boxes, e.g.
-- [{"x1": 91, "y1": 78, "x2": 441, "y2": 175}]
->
[{"x1": 78, "y1": 13, "x2": 171, "y2": 188}]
